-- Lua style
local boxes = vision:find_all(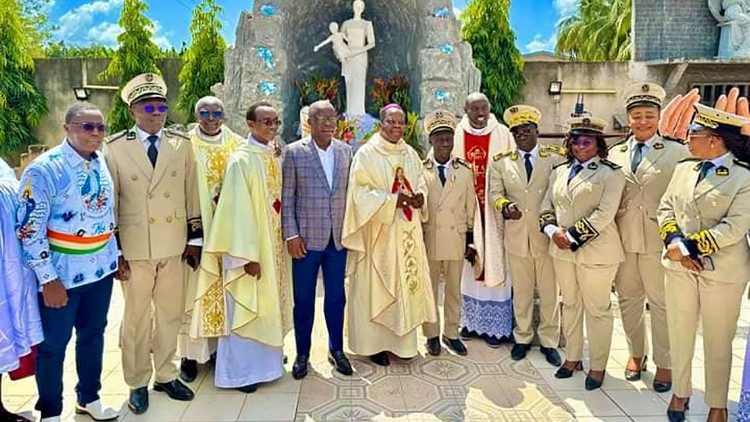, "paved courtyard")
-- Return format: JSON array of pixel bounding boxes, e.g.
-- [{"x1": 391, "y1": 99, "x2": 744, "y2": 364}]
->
[{"x1": 4, "y1": 284, "x2": 747, "y2": 421}]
